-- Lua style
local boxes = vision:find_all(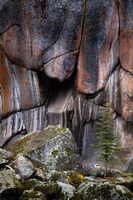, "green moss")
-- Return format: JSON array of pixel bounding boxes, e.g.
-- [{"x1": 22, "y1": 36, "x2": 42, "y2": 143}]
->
[
  {"x1": 34, "y1": 182, "x2": 58, "y2": 196},
  {"x1": 67, "y1": 172, "x2": 85, "y2": 187},
  {"x1": 51, "y1": 150, "x2": 59, "y2": 158},
  {"x1": 20, "y1": 190, "x2": 46, "y2": 200},
  {"x1": 6, "y1": 126, "x2": 68, "y2": 159},
  {"x1": 66, "y1": 147, "x2": 72, "y2": 157},
  {"x1": 122, "y1": 174, "x2": 133, "y2": 178}
]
